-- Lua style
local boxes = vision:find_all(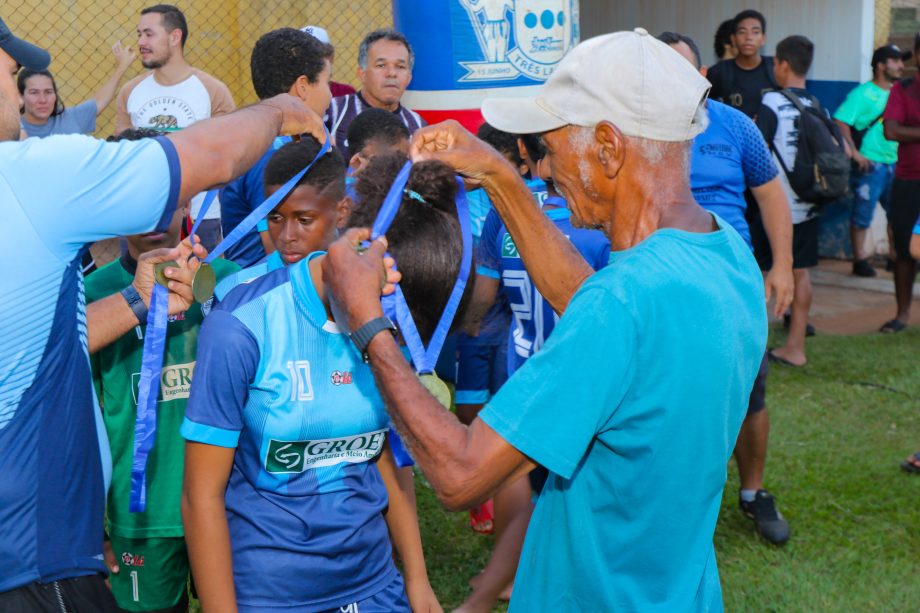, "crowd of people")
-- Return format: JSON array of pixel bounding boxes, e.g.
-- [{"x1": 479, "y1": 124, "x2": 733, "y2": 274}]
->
[{"x1": 0, "y1": 4, "x2": 918, "y2": 613}]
